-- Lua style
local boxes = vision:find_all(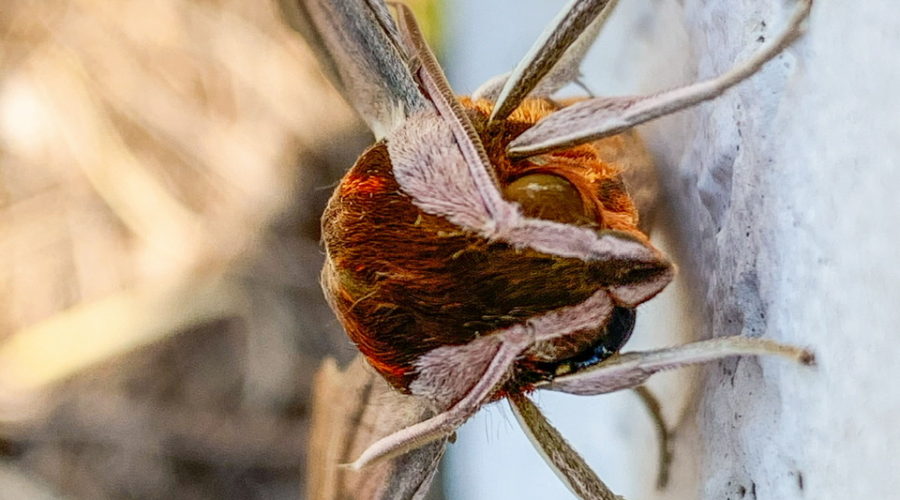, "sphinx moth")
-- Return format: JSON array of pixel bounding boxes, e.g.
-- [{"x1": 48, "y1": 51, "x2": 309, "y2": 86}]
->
[{"x1": 282, "y1": 0, "x2": 815, "y2": 498}]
